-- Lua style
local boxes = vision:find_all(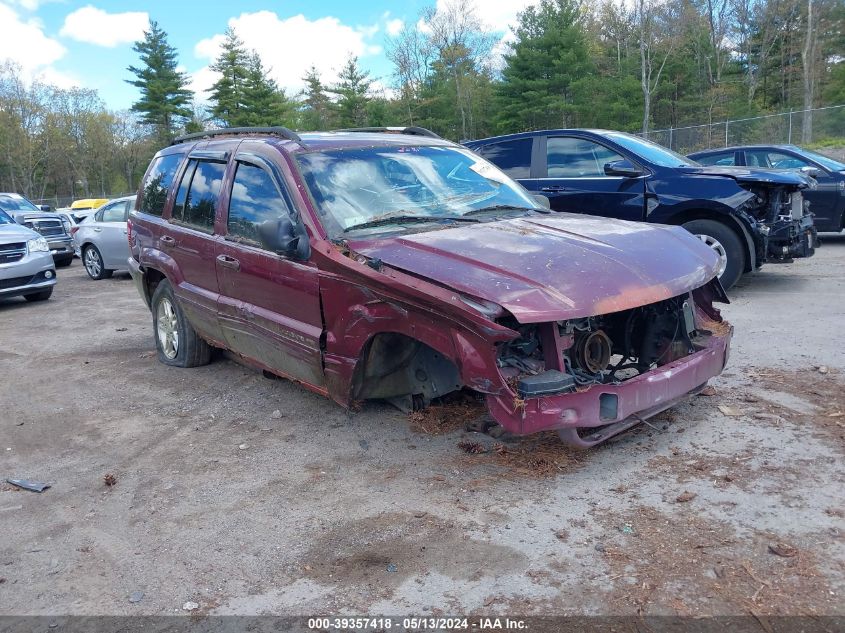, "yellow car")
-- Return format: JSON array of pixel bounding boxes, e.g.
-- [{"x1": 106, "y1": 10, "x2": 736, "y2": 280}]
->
[{"x1": 70, "y1": 198, "x2": 108, "y2": 211}]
